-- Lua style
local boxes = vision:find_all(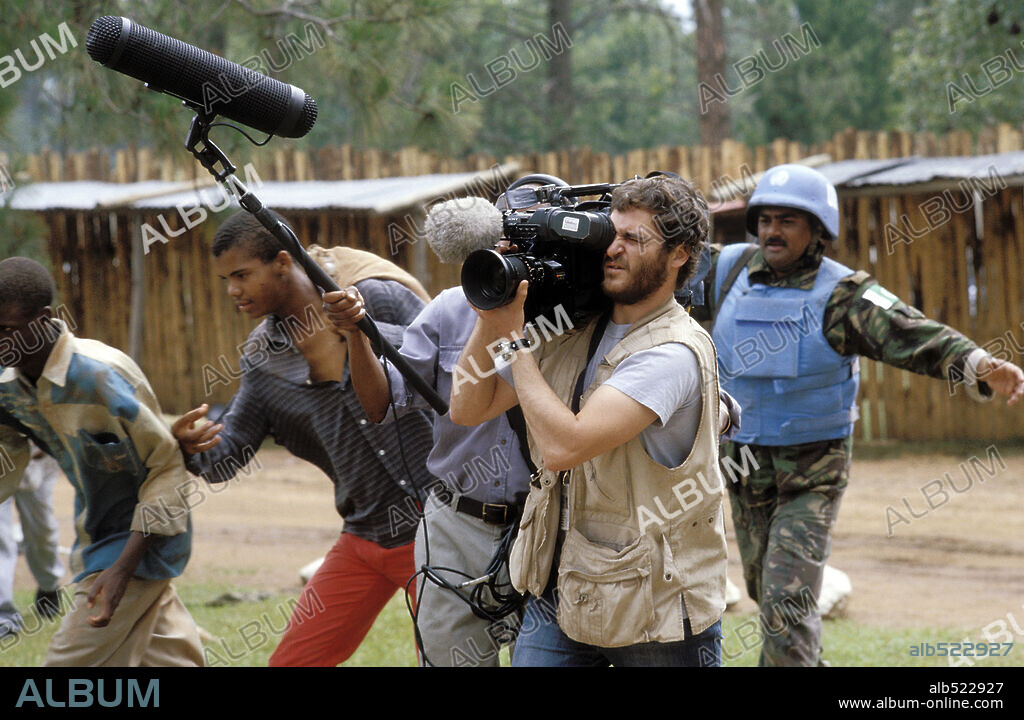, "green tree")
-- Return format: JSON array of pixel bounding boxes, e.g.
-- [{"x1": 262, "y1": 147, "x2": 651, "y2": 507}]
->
[
  {"x1": 0, "y1": 0, "x2": 464, "y2": 156},
  {"x1": 892, "y1": 0, "x2": 1024, "y2": 133},
  {"x1": 723, "y1": 0, "x2": 919, "y2": 145},
  {"x1": 443, "y1": 0, "x2": 696, "y2": 155}
]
